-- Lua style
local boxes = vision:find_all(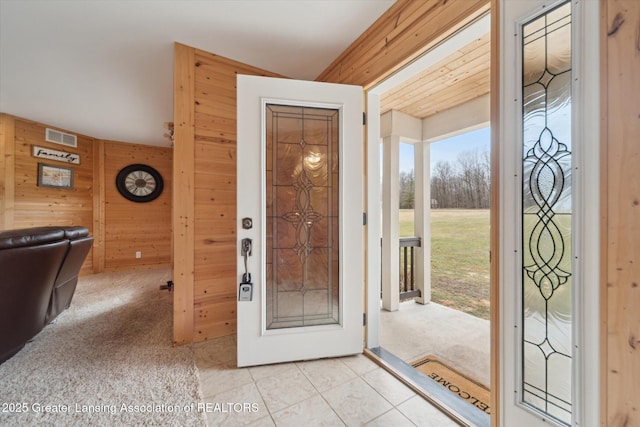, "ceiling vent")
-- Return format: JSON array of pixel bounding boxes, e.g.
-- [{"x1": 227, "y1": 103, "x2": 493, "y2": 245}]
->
[{"x1": 45, "y1": 128, "x2": 77, "y2": 148}]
